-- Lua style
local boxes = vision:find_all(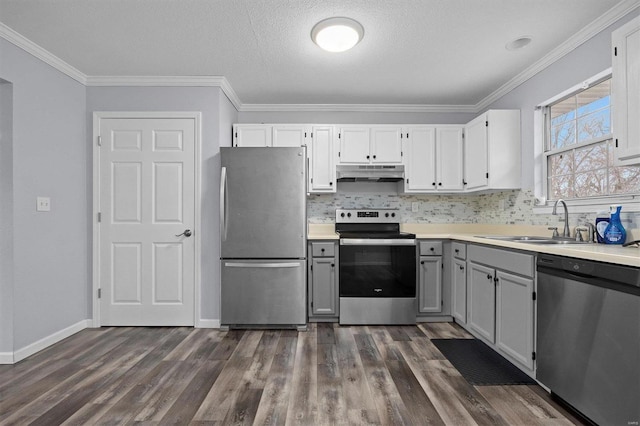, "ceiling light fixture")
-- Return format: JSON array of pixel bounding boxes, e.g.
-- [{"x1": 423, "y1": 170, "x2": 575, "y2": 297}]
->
[
  {"x1": 311, "y1": 17, "x2": 364, "y2": 53},
  {"x1": 506, "y1": 36, "x2": 532, "y2": 51}
]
